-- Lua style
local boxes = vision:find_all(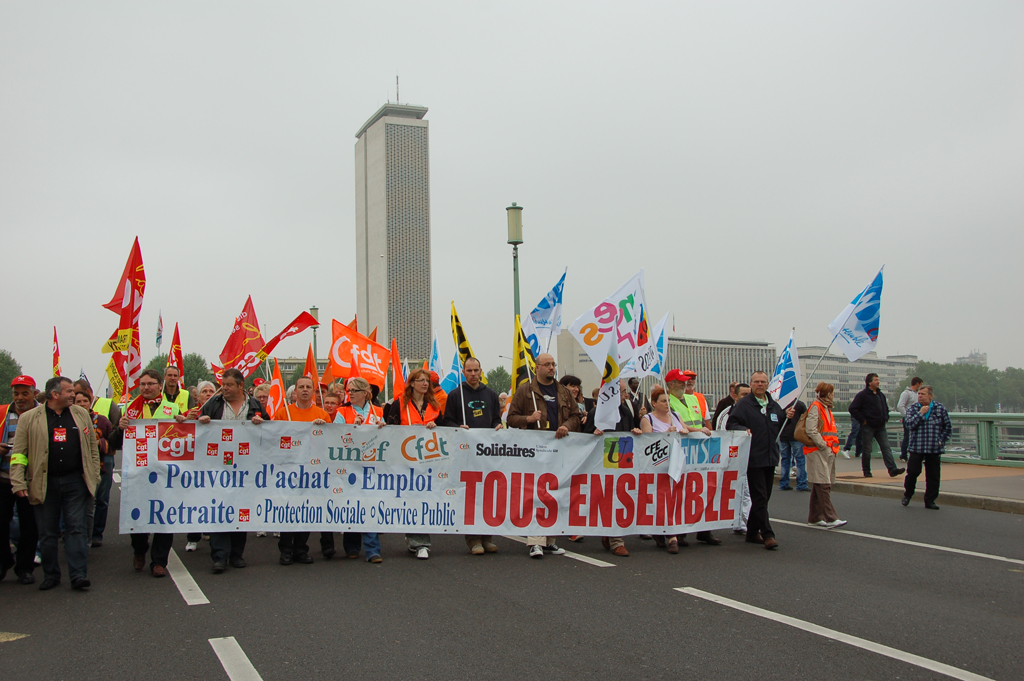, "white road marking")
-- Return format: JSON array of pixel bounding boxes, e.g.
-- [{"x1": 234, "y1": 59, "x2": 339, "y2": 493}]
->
[
  {"x1": 771, "y1": 518, "x2": 1024, "y2": 566},
  {"x1": 209, "y1": 637, "x2": 263, "y2": 680},
  {"x1": 677, "y1": 587, "x2": 994, "y2": 681},
  {"x1": 167, "y1": 548, "x2": 210, "y2": 605},
  {"x1": 113, "y1": 472, "x2": 121, "y2": 483},
  {"x1": 502, "y1": 535, "x2": 616, "y2": 567}
]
